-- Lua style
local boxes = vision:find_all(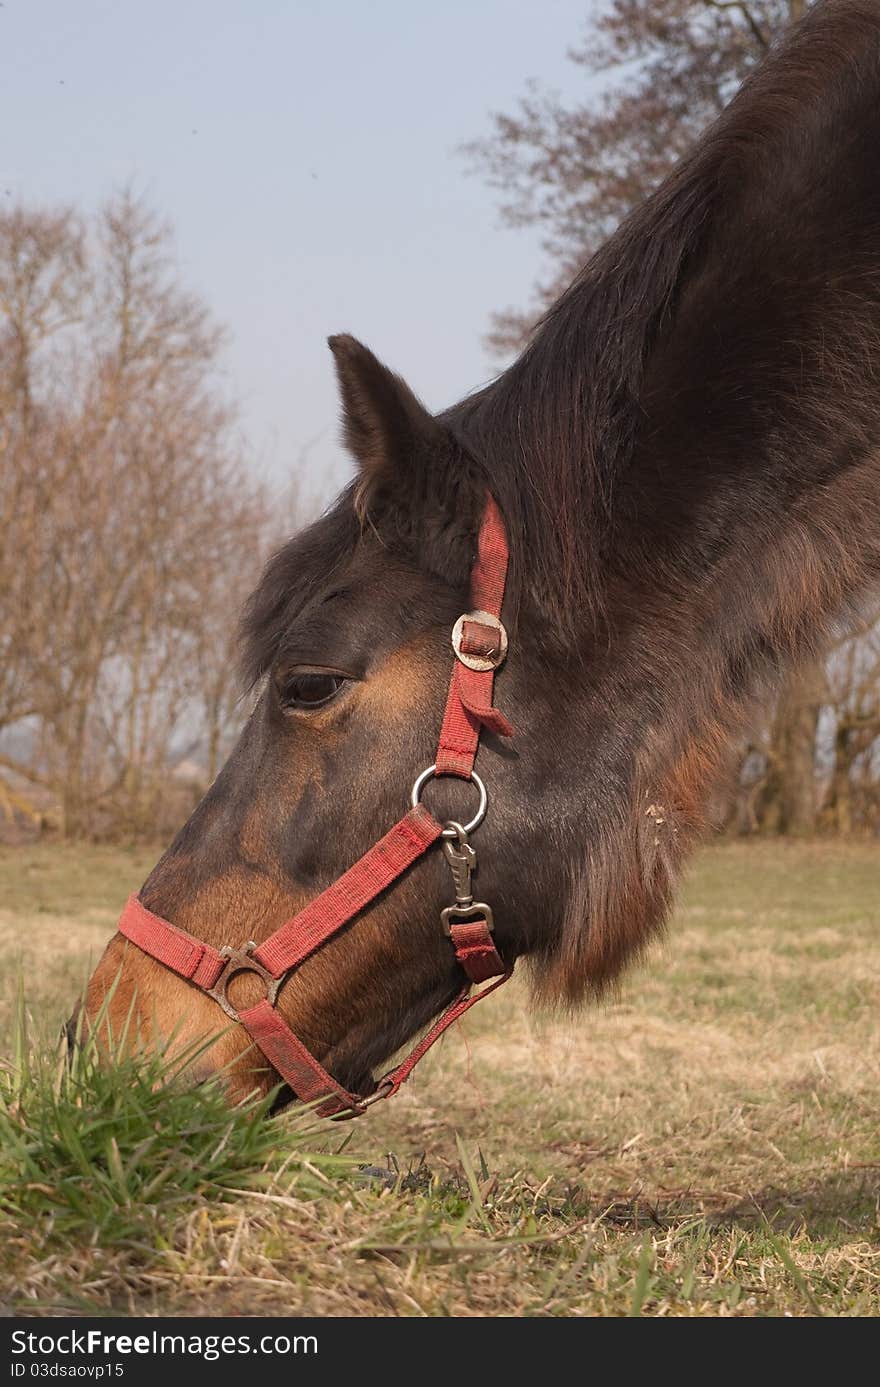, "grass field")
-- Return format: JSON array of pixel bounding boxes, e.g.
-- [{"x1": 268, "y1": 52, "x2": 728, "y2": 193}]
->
[{"x1": 1, "y1": 839, "x2": 878, "y2": 1317}]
